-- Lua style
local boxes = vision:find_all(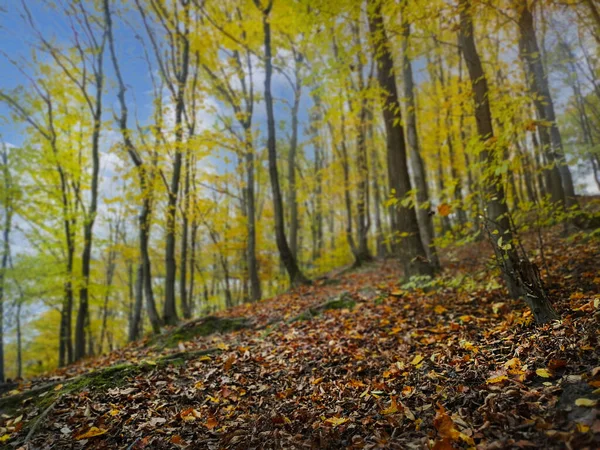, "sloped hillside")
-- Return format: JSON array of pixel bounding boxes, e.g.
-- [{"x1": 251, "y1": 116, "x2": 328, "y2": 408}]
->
[{"x1": 1, "y1": 230, "x2": 599, "y2": 449}]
